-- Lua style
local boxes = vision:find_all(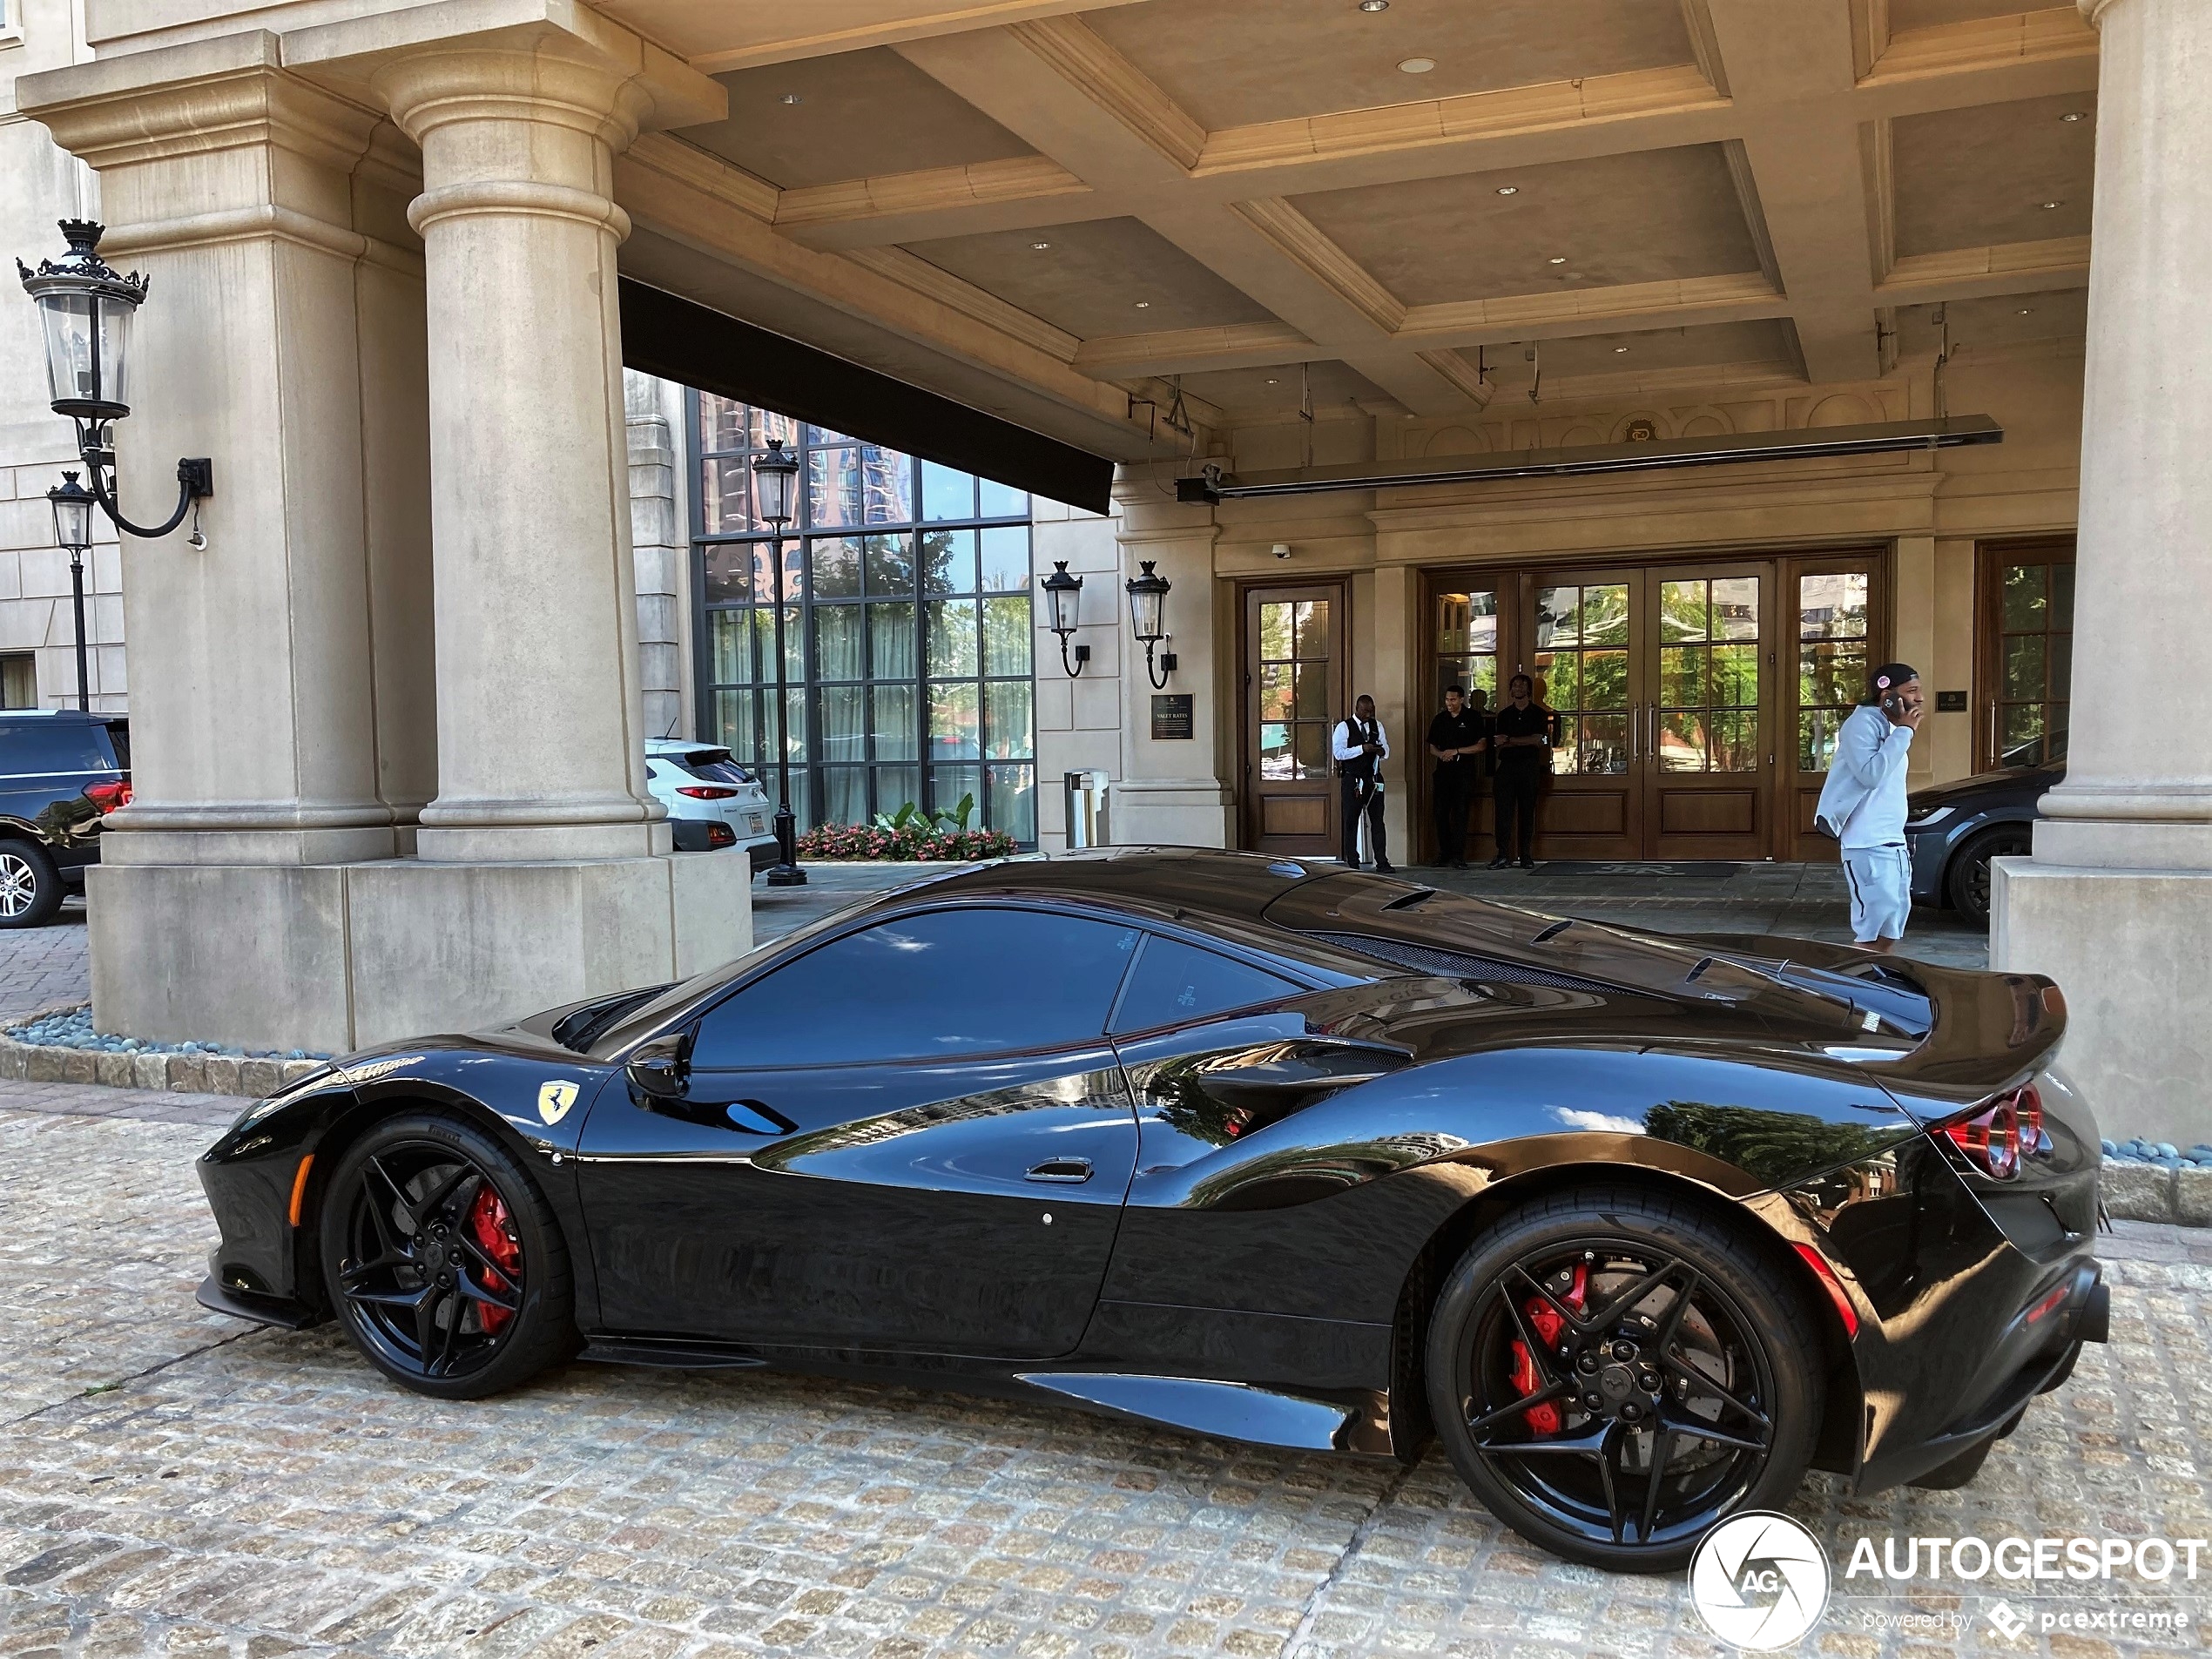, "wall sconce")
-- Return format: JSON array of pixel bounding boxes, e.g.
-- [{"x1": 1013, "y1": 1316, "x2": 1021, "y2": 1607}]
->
[
  {"x1": 17, "y1": 219, "x2": 212, "y2": 543},
  {"x1": 1125, "y1": 559, "x2": 1177, "y2": 690},
  {"x1": 1041, "y1": 561, "x2": 1089, "y2": 676}
]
